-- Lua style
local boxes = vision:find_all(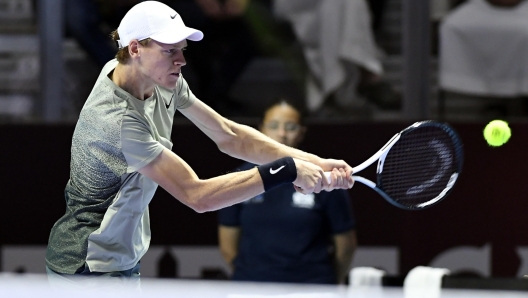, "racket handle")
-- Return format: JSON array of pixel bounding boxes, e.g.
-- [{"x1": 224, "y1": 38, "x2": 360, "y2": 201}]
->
[
  {"x1": 324, "y1": 172, "x2": 354, "y2": 183},
  {"x1": 324, "y1": 172, "x2": 372, "y2": 188},
  {"x1": 323, "y1": 172, "x2": 332, "y2": 183}
]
